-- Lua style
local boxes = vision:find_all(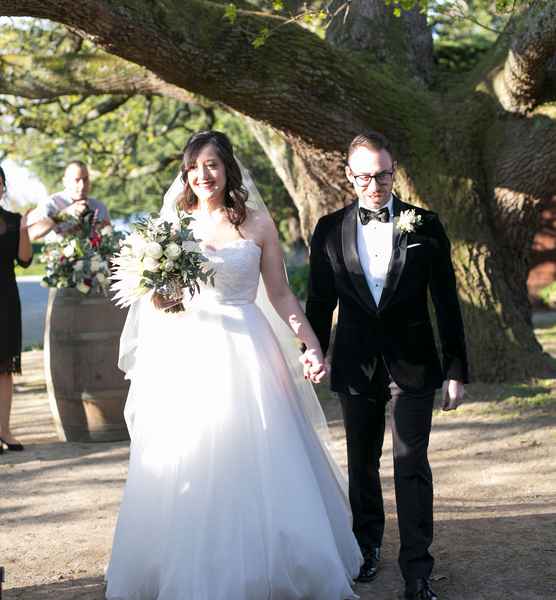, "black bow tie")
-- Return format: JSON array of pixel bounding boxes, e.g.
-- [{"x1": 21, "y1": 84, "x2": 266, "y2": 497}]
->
[{"x1": 359, "y1": 206, "x2": 390, "y2": 225}]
